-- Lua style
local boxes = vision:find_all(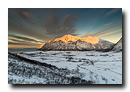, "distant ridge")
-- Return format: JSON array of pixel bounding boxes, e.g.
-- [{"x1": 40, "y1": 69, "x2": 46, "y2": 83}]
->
[
  {"x1": 39, "y1": 34, "x2": 115, "y2": 51},
  {"x1": 112, "y1": 38, "x2": 122, "y2": 51}
]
